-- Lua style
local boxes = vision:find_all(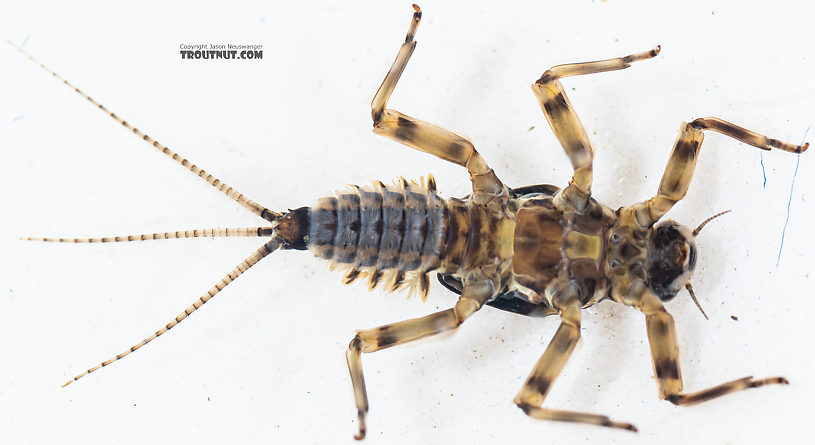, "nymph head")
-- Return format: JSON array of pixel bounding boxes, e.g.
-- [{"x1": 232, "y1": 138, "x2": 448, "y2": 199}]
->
[
  {"x1": 645, "y1": 220, "x2": 697, "y2": 301},
  {"x1": 645, "y1": 211, "x2": 730, "y2": 319}
]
